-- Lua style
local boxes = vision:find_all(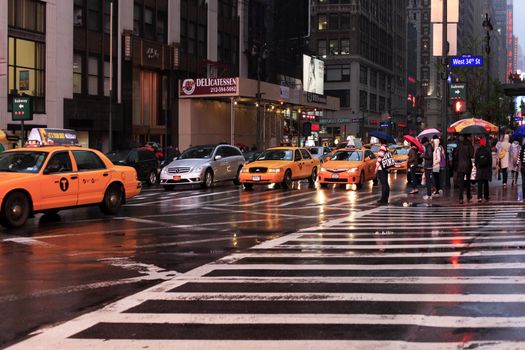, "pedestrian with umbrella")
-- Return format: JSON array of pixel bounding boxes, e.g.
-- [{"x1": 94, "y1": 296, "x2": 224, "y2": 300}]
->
[
  {"x1": 370, "y1": 131, "x2": 395, "y2": 205},
  {"x1": 404, "y1": 135, "x2": 423, "y2": 194}
]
